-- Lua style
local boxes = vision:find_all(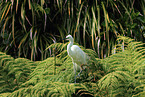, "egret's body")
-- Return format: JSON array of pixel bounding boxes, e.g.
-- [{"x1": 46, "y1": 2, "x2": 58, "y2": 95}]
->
[{"x1": 66, "y1": 35, "x2": 89, "y2": 83}]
